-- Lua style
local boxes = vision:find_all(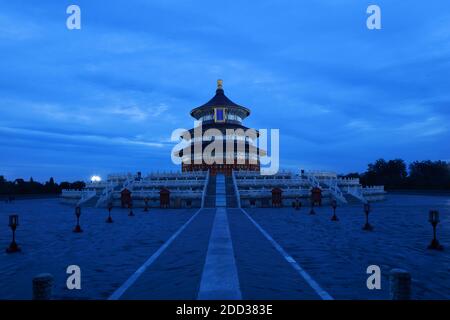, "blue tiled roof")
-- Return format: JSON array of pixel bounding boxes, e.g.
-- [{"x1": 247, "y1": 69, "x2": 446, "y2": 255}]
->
[
  {"x1": 190, "y1": 84, "x2": 250, "y2": 119},
  {"x1": 198, "y1": 88, "x2": 244, "y2": 109}
]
